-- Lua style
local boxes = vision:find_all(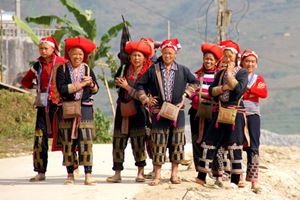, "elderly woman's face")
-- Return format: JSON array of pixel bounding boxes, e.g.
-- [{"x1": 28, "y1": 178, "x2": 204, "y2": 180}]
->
[
  {"x1": 162, "y1": 48, "x2": 176, "y2": 66},
  {"x1": 39, "y1": 42, "x2": 54, "y2": 59},
  {"x1": 241, "y1": 55, "x2": 257, "y2": 74},
  {"x1": 222, "y1": 50, "x2": 237, "y2": 65},
  {"x1": 203, "y1": 53, "x2": 217, "y2": 70},
  {"x1": 130, "y1": 51, "x2": 145, "y2": 69},
  {"x1": 68, "y1": 47, "x2": 84, "y2": 67}
]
